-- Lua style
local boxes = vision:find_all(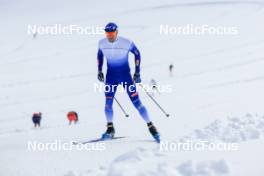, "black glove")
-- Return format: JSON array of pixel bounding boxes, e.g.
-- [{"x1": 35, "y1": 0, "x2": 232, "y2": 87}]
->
[
  {"x1": 133, "y1": 73, "x2": 141, "y2": 83},
  {"x1": 97, "y1": 71, "x2": 104, "y2": 82}
]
